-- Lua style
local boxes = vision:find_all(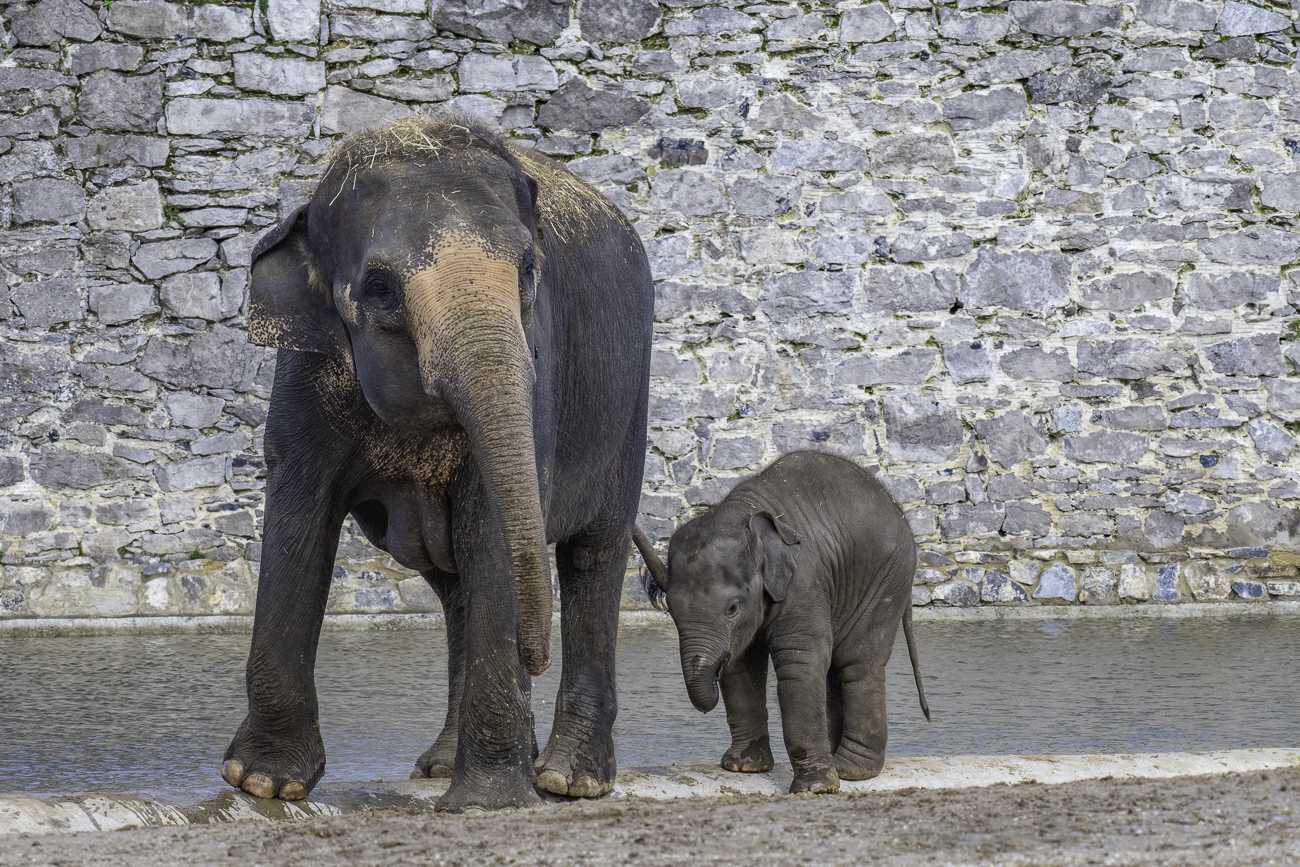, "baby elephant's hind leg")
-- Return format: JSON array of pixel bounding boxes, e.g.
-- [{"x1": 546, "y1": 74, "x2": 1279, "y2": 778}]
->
[{"x1": 832, "y1": 659, "x2": 888, "y2": 781}]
